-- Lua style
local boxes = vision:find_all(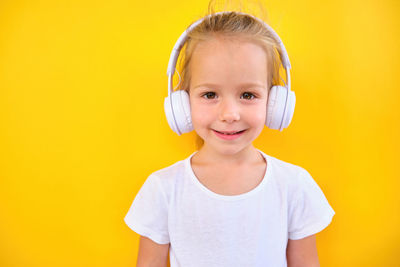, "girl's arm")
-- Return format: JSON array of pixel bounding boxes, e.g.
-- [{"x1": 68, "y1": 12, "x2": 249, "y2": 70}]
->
[
  {"x1": 136, "y1": 236, "x2": 170, "y2": 267},
  {"x1": 286, "y1": 234, "x2": 320, "y2": 267}
]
